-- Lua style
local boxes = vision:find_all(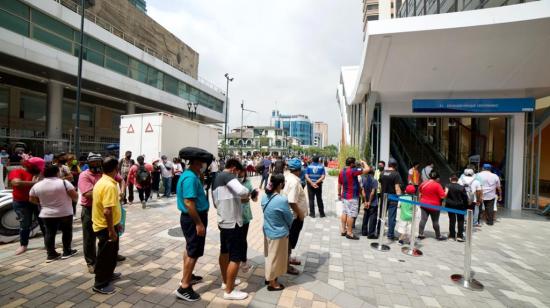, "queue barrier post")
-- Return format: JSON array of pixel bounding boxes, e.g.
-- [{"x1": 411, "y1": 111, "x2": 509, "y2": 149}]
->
[
  {"x1": 371, "y1": 193, "x2": 390, "y2": 252},
  {"x1": 401, "y1": 195, "x2": 423, "y2": 257},
  {"x1": 450, "y1": 209, "x2": 484, "y2": 290}
]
